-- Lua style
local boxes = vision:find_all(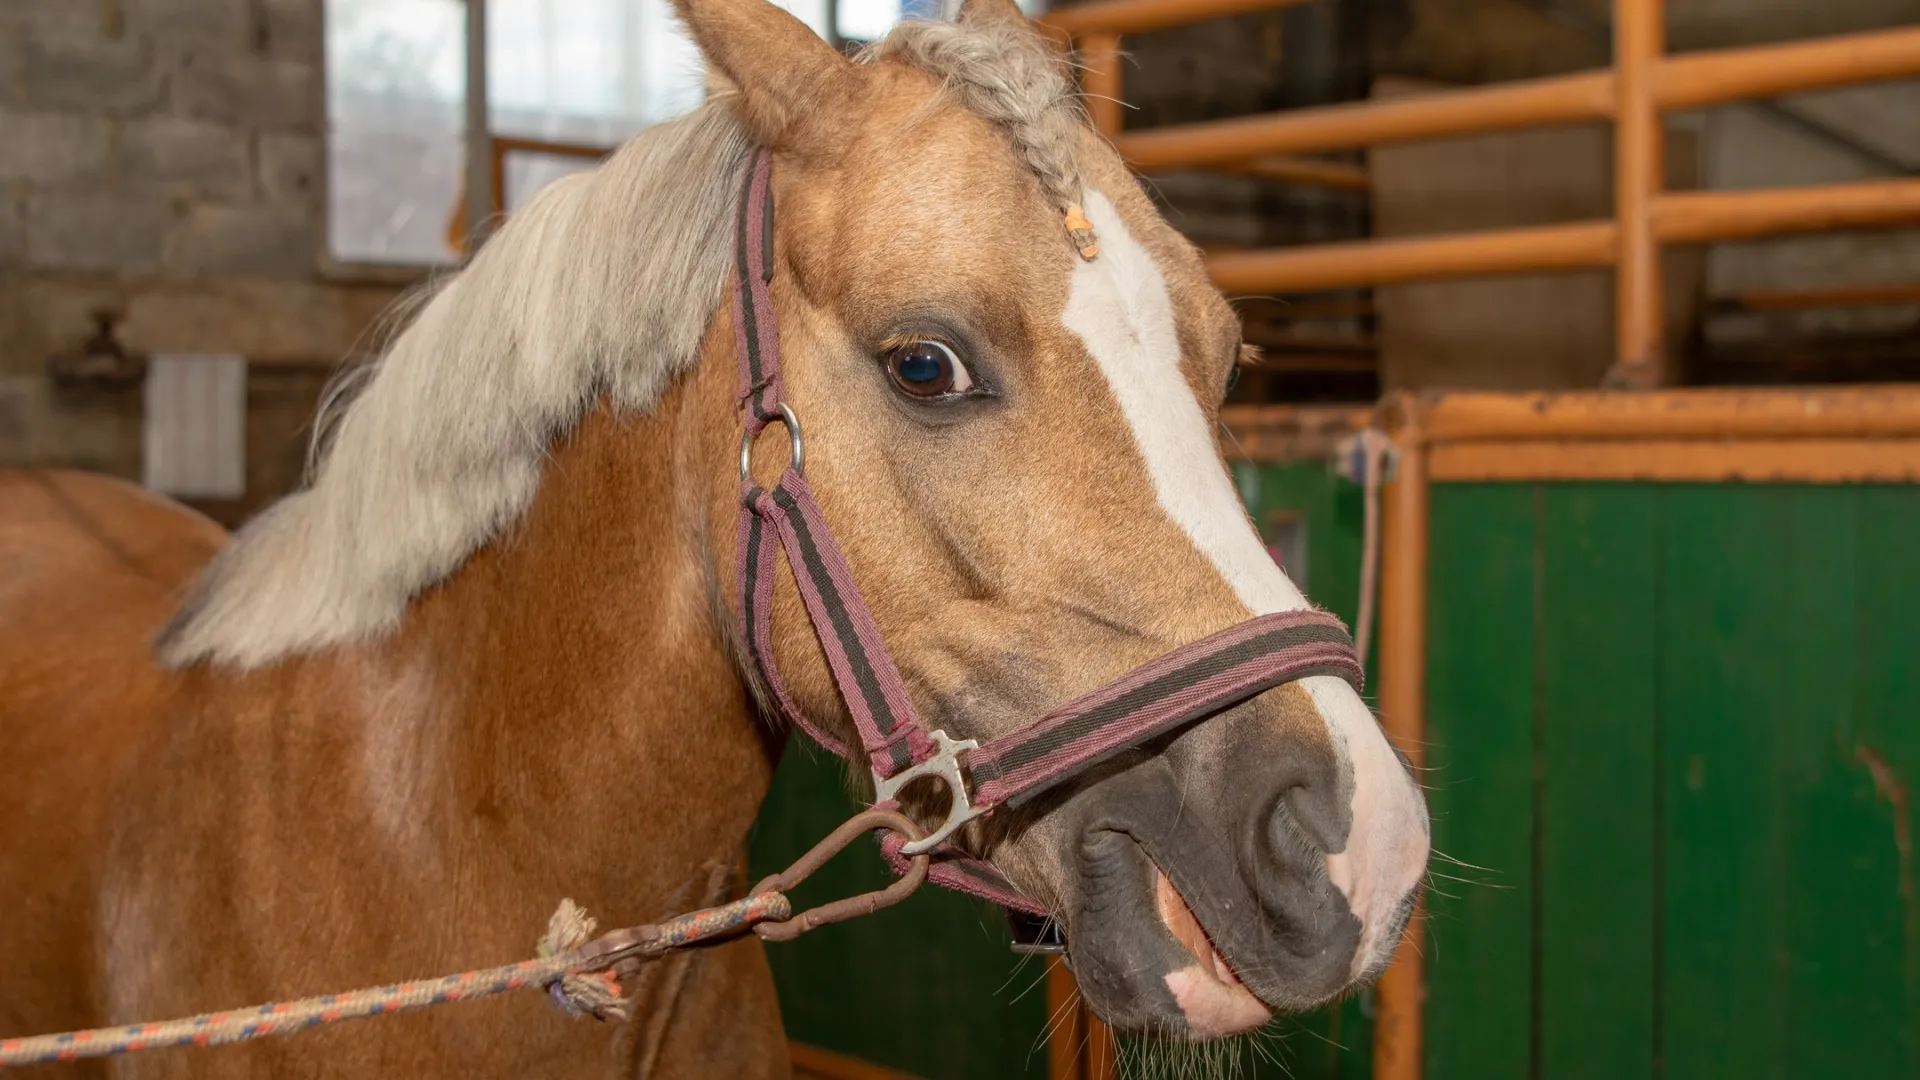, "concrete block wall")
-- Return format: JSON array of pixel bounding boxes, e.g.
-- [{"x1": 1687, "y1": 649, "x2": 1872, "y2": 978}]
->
[{"x1": 0, "y1": 0, "x2": 402, "y2": 525}]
